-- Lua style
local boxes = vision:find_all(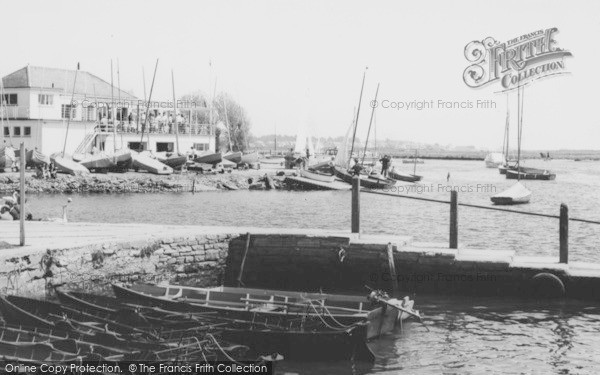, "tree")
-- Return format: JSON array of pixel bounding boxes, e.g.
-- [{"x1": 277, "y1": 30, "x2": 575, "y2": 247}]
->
[{"x1": 213, "y1": 93, "x2": 251, "y2": 152}]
